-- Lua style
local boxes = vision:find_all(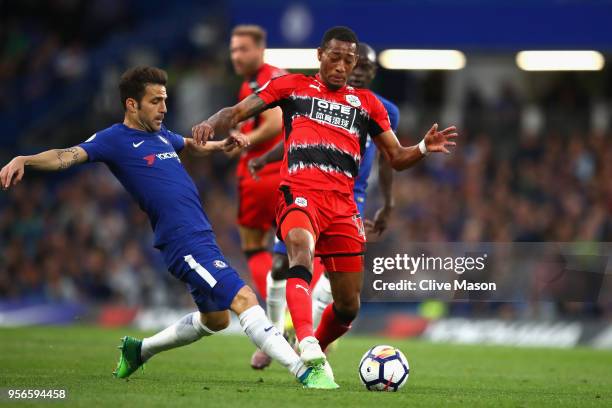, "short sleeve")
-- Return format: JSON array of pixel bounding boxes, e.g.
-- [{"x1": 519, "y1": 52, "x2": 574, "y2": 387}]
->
[
  {"x1": 79, "y1": 132, "x2": 112, "y2": 163},
  {"x1": 165, "y1": 129, "x2": 185, "y2": 153},
  {"x1": 255, "y1": 74, "x2": 298, "y2": 107},
  {"x1": 368, "y1": 95, "x2": 392, "y2": 137}
]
